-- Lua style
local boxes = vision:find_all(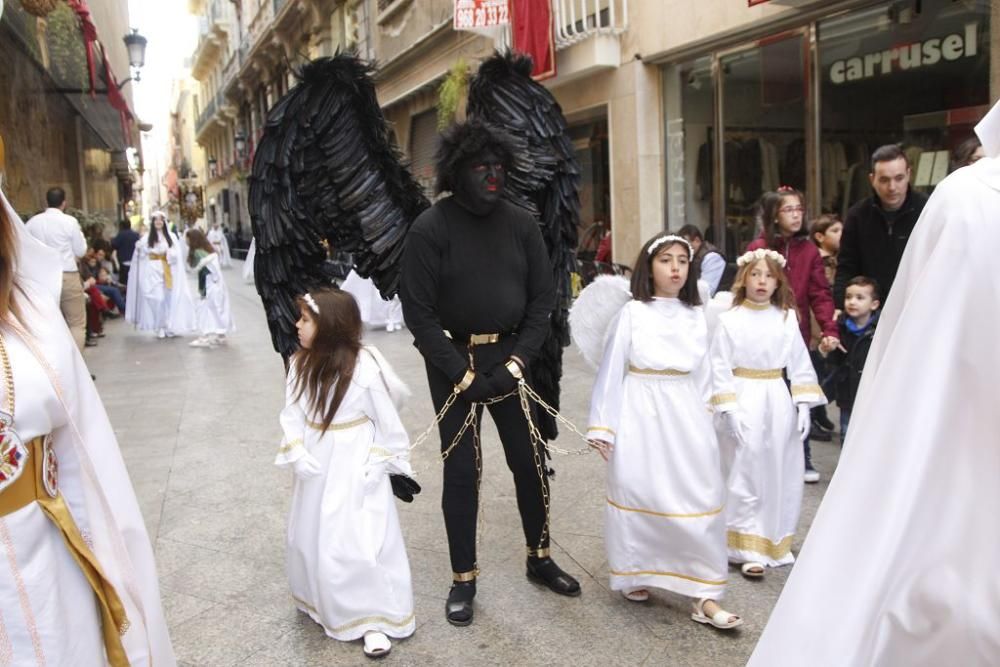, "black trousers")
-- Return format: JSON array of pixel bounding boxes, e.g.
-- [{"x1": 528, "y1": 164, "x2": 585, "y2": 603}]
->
[{"x1": 424, "y1": 337, "x2": 550, "y2": 576}]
